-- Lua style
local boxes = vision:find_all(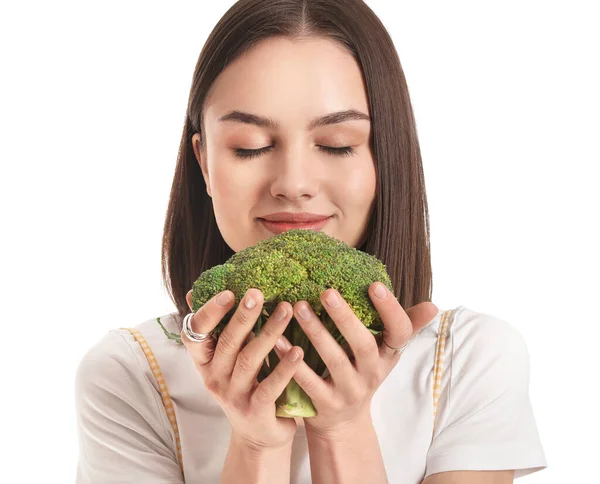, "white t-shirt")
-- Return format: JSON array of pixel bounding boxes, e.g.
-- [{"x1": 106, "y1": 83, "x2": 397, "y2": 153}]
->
[{"x1": 75, "y1": 305, "x2": 547, "y2": 483}]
